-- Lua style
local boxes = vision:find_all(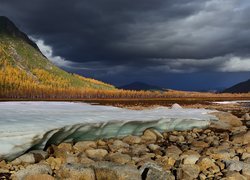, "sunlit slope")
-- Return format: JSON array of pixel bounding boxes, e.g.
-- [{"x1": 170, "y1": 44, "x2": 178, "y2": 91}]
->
[{"x1": 0, "y1": 17, "x2": 115, "y2": 97}]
